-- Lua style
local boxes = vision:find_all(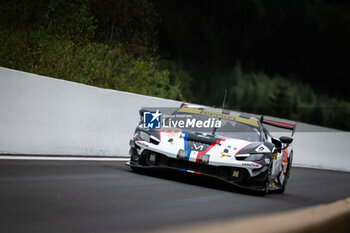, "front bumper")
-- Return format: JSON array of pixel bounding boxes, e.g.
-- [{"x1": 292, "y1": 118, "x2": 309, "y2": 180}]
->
[{"x1": 127, "y1": 146, "x2": 268, "y2": 192}]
